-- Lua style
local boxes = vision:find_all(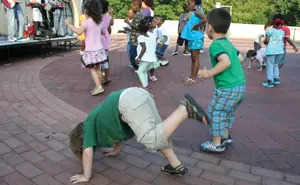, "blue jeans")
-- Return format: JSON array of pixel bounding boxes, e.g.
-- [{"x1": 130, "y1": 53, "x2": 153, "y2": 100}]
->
[
  {"x1": 4, "y1": 3, "x2": 24, "y2": 39},
  {"x1": 156, "y1": 44, "x2": 168, "y2": 57},
  {"x1": 279, "y1": 48, "x2": 286, "y2": 66},
  {"x1": 126, "y1": 43, "x2": 131, "y2": 57},
  {"x1": 129, "y1": 45, "x2": 138, "y2": 70},
  {"x1": 266, "y1": 54, "x2": 283, "y2": 82}
]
